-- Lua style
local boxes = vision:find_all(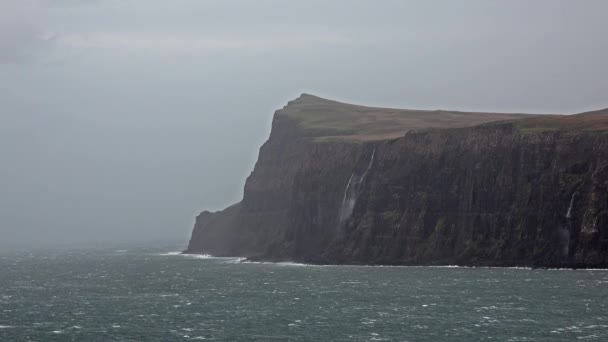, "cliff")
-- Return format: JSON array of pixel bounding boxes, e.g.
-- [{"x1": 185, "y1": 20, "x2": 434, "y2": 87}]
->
[{"x1": 185, "y1": 94, "x2": 608, "y2": 268}]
